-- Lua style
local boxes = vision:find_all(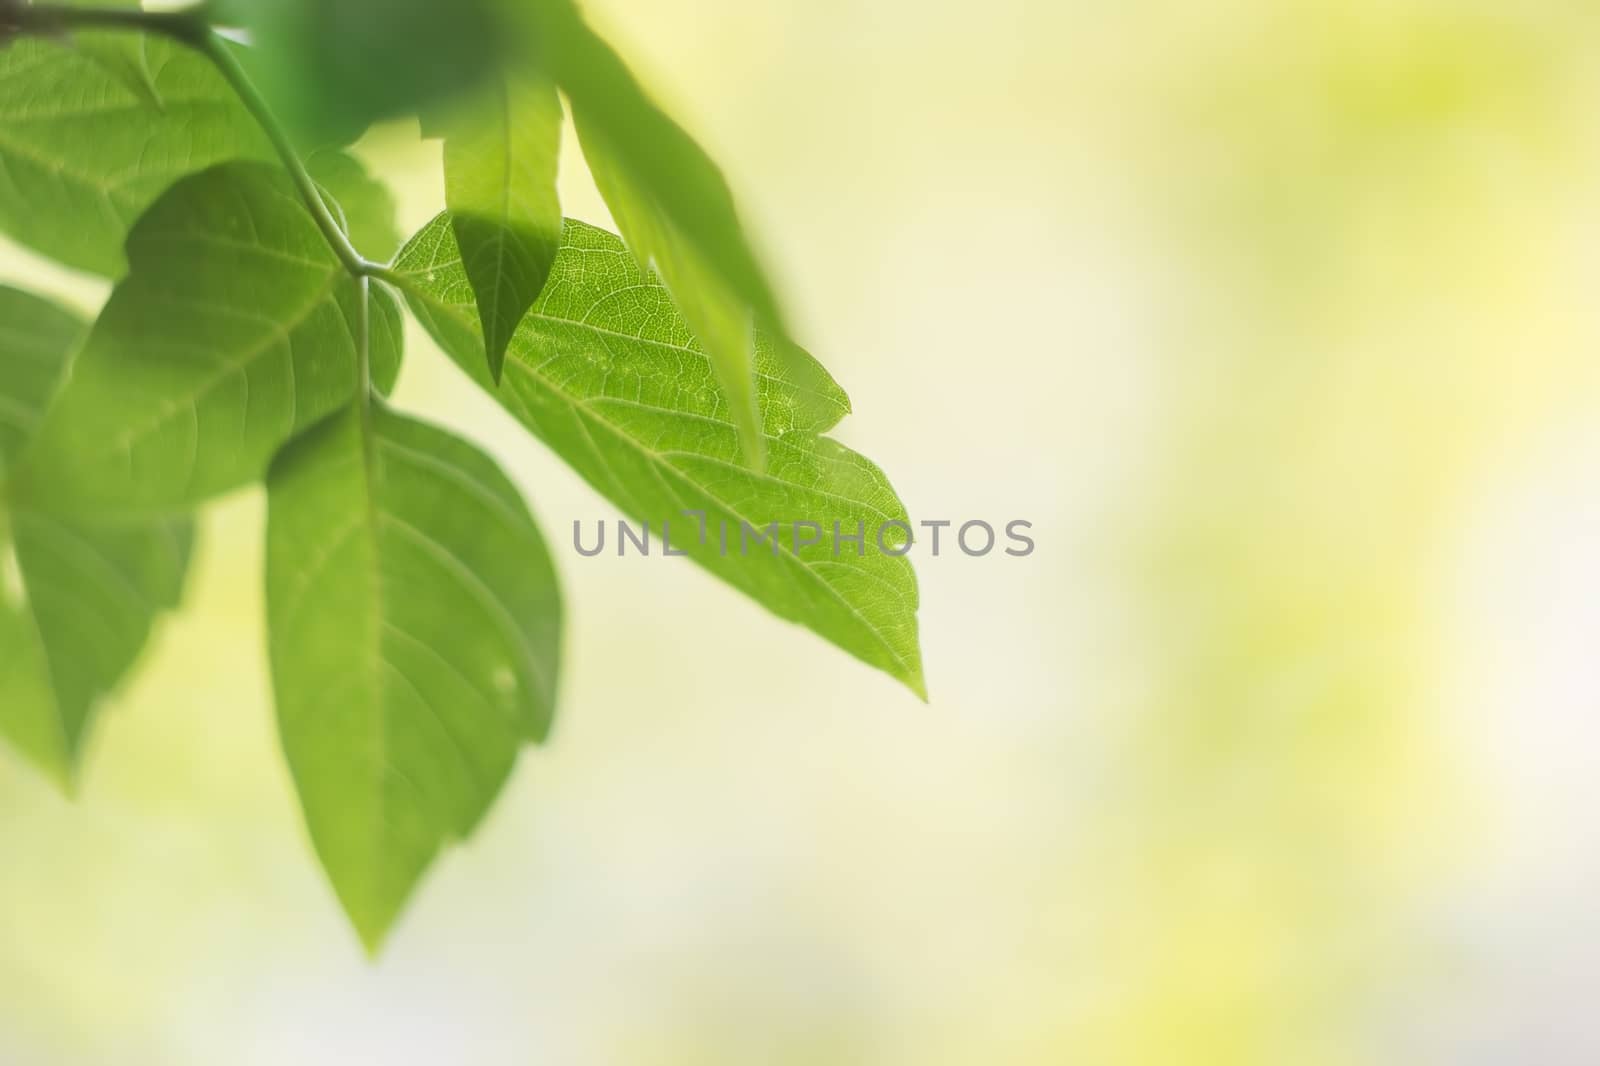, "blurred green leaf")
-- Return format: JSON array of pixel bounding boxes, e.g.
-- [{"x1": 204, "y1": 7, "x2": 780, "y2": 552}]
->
[
  {"x1": 307, "y1": 149, "x2": 403, "y2": 262},
  {"x1": 527, "y1": 1, "x2": 805, "y2": 467},
  {"x1": 395, "y1": 214, "x2": 925, "y2": 697},
  {"x1": 15, "y1": 162, "x2": 403, "y2": 519},
  {"x1": 0, "y1": 287, "x2": 82, "y2": 471},
  {"x1": 2, "y1": 510, "x2": 193, "y2": 786},
  {"x1": 218, "y1": 0, "x2": 510, "y2": 147},
  {"x1": 0, "y1": 287, "x2": 193, "y2": 787},
  {"x1": 266, "y1": 402, "x2": 562, "y2": 951},
  {"x1": 0, "y1": 33, "x2": 272, "y2": 275},
  {"x1": 435, "y1": 72, "x2": 563, "y2": 383}
]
